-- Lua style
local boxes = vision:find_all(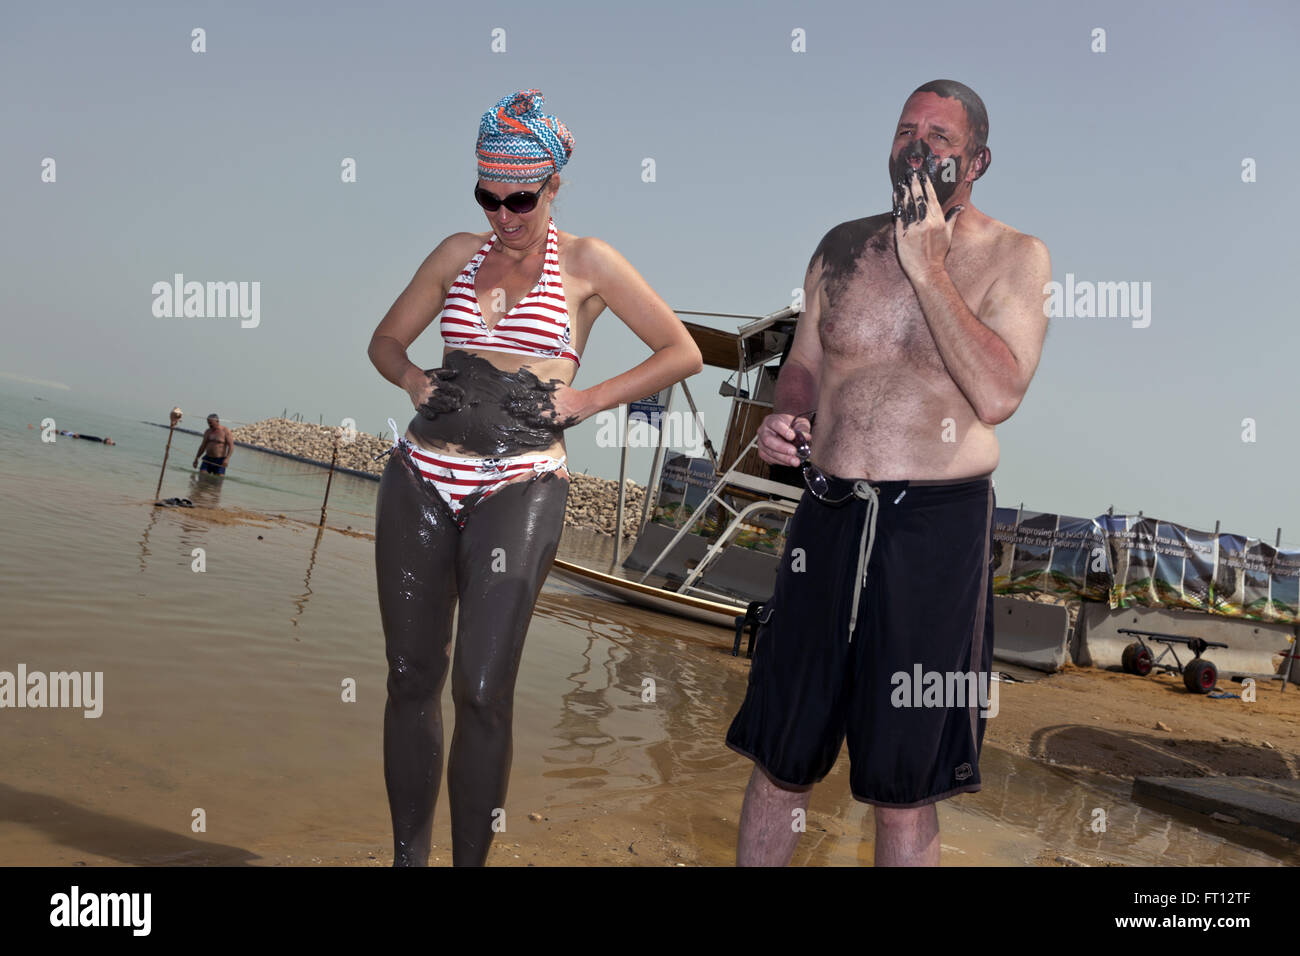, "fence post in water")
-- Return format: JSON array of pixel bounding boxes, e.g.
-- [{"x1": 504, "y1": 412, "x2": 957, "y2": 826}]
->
[
  {"x1": 319, "y1": 430, "x2": 340, "y2": 527},
  {"x1": 639, "y1": 385, "x2": 673, "y2": 538},
  {"x1": 613, "y1": 405, "x2": 630, "y2": 568},
  {"x1": 154, "y1": 407, "x2": 182, "y2": 499}
]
